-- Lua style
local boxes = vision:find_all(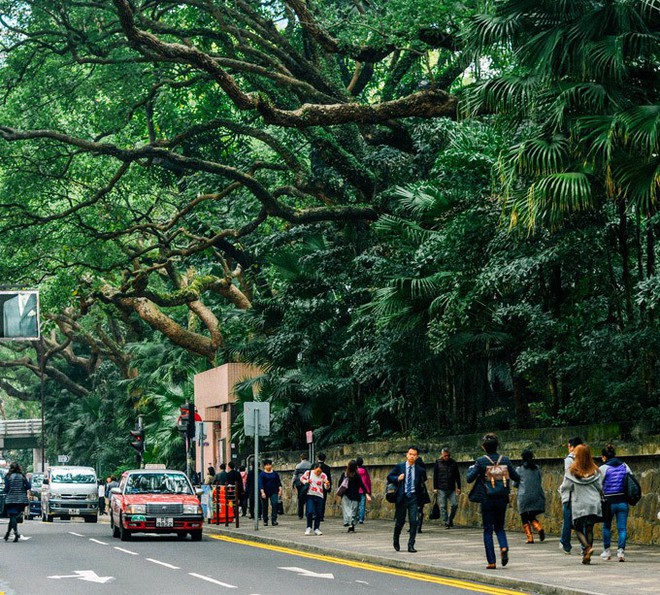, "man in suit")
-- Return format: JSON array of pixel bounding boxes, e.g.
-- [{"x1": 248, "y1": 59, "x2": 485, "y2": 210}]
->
[
  {"x1": 2, "y1": 292, "x2": 38, "y2": 339},
  {"x1": 387, "y1": 446, "x2": 427, "y2": 553}
]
